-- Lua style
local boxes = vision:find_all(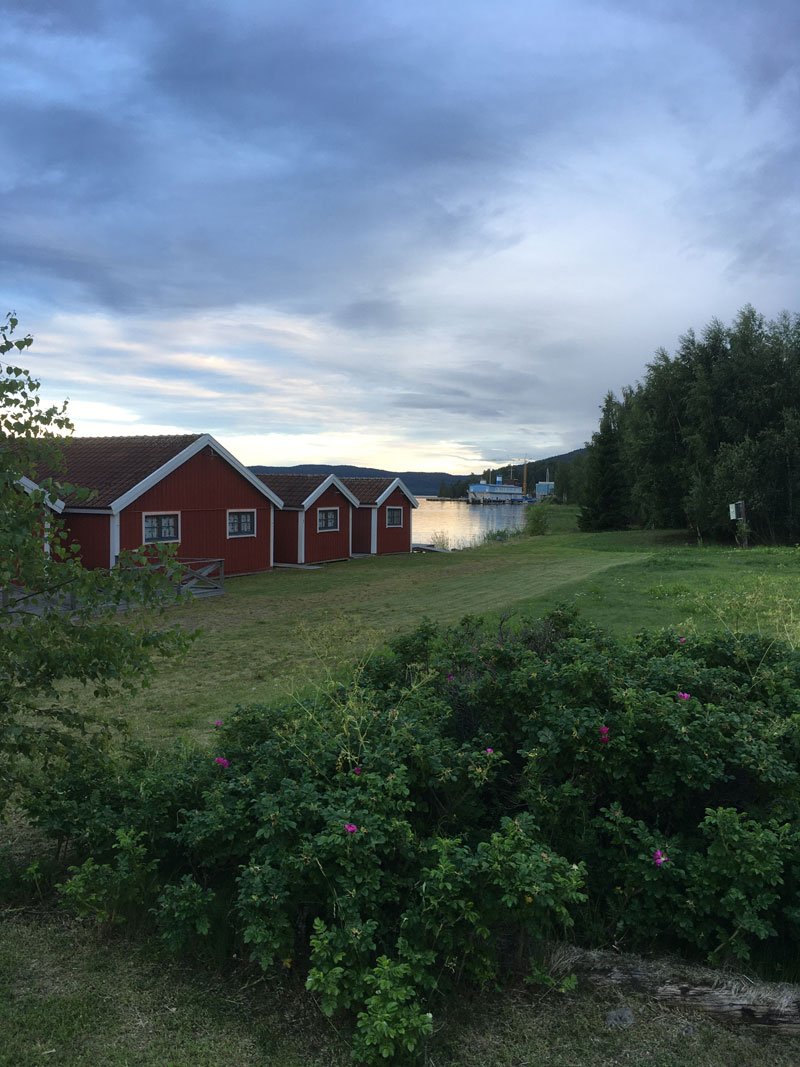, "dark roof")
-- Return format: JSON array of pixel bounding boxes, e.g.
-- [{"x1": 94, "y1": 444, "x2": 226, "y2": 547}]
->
[
  {"x1": 339, "y1": 476, "x2": 395, "y2": 505},
  {"x1": 34, "y1": 434, "x2": 203, "y2": 508},
  {"x1": 256, "y1": 473, "x2": 332, "y2": 509}
]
